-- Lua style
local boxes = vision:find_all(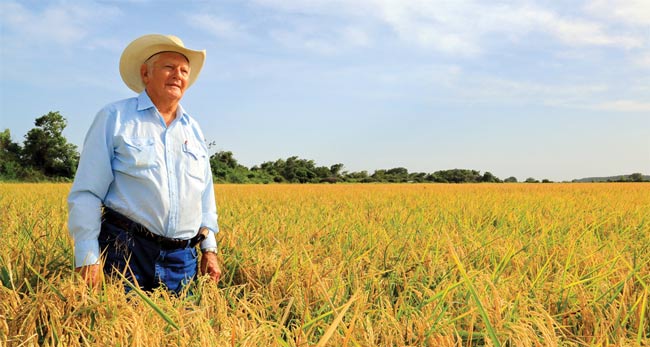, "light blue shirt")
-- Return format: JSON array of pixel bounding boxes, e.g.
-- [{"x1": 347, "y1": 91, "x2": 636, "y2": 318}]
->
[{"x1": 68, "y1": 91, "x2": 218, "y2": 267}]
